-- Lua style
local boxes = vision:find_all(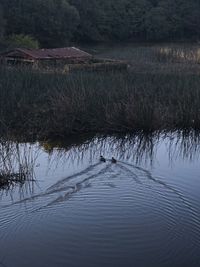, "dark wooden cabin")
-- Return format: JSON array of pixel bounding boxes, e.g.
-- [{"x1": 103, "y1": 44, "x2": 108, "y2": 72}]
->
[
  {"x1": 0, "y1": 47, "x2": 128, "y2": 72},
  {"x1": 0, "y1": 47, "x2": 91, "y2": 66}
]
